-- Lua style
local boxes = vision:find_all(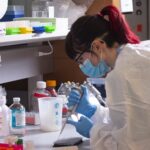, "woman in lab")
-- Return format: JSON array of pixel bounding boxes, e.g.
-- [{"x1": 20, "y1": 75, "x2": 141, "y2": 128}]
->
[{"x1": 65, "y1": 5, "x2": 150, "y2": 150}]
